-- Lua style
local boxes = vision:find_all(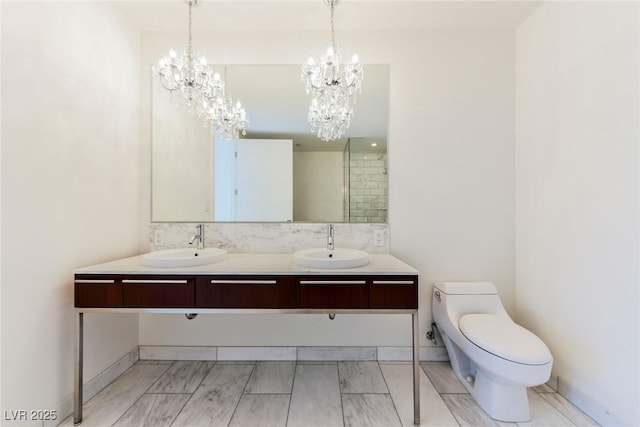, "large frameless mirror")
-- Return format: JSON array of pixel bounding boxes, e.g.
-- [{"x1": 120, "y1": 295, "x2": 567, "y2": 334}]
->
[{"x1": 151, "y1": 64, "x2": 389, "y2": 223}]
